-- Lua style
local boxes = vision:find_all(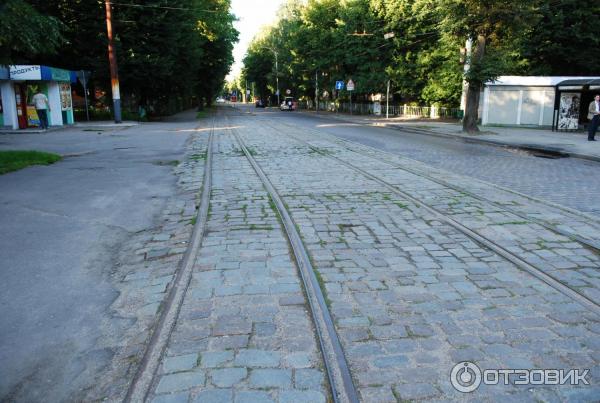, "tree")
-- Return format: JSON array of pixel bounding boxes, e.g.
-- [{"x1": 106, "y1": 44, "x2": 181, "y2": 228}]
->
[
  {"x1": 19, "y1": 0, "x2": 237, "y2": 116},
  {"x1": 0, "y1": 0, "x2": 64, "y2": 65},
  {"x1": 242, "y1": 0, "x2": 594, "y2": 126},
  {"x1": 520, "y1": 0, "x2": 600, "y2": 75},
  {"x1": 436, "y1": 0, "x2": 540, "y2": 132}
]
